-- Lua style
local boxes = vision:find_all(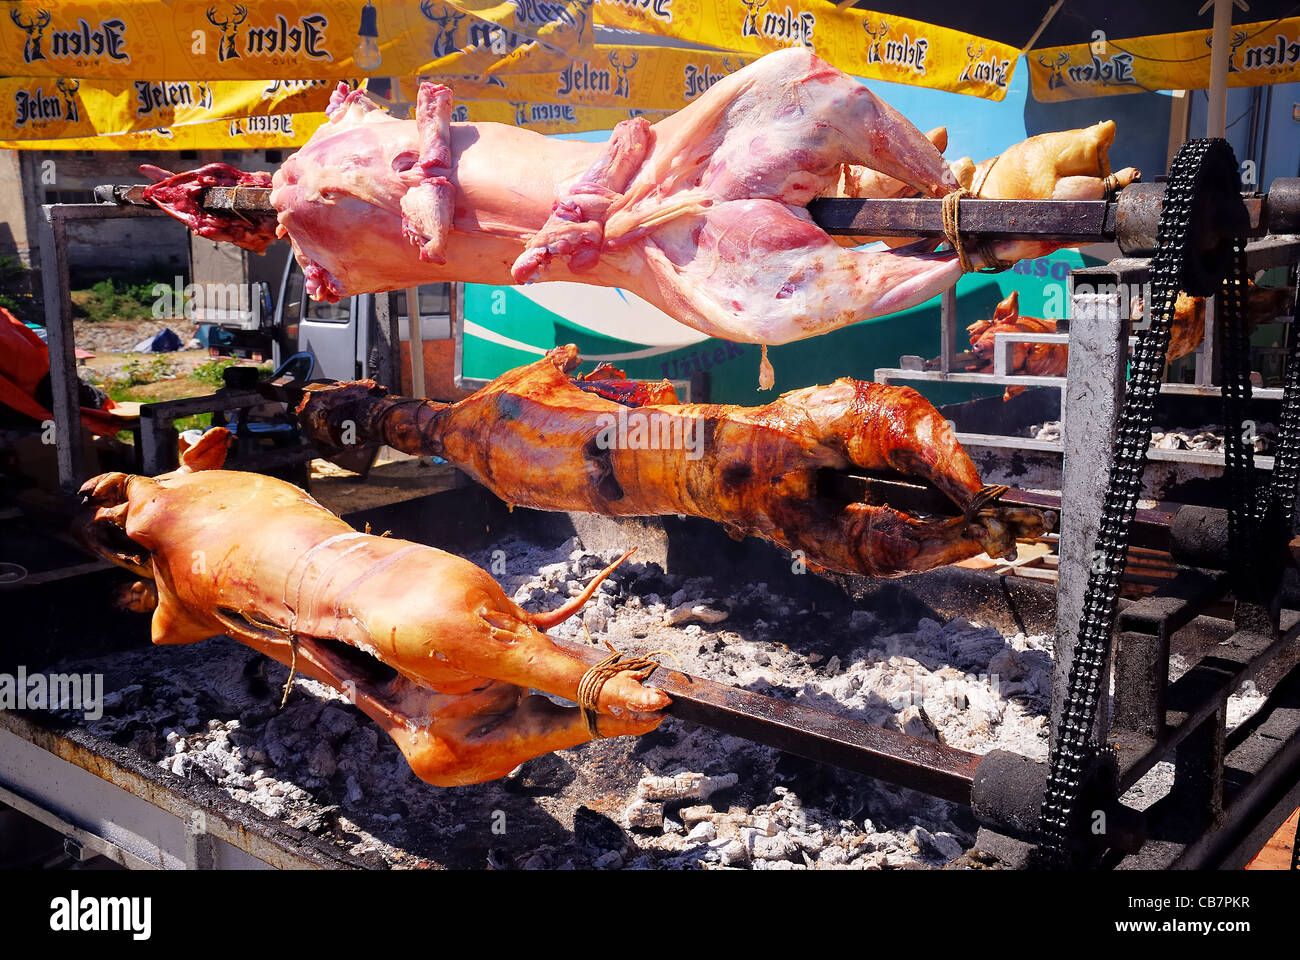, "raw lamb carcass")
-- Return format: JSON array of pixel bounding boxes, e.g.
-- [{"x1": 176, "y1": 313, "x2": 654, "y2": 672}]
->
[
  {"x1": 146, "y1": 50, "x2": 967, "y2": 381},
  {"x1": 140, "y1": 163, "x2": 276, "y2": 254}
]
